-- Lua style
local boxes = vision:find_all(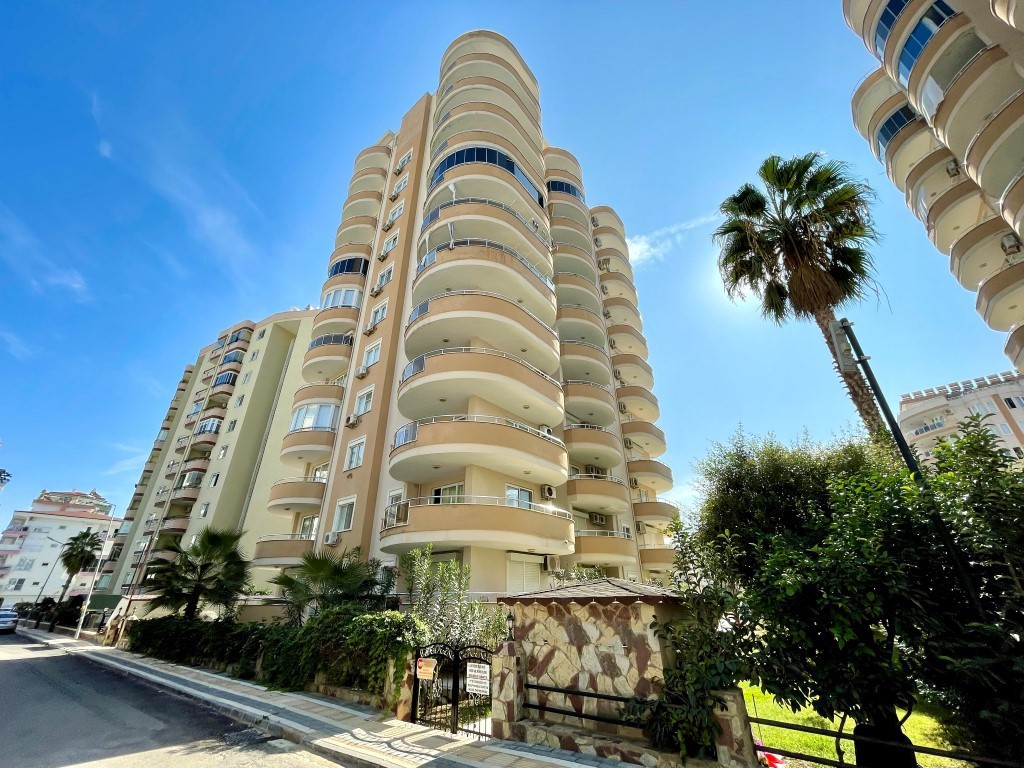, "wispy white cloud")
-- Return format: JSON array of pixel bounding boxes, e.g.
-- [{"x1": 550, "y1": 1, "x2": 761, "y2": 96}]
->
[
  {"x1": 102, "y1": 442, "x2": 148, "y2": 476},
  {"x1": 97, "y1": 140, "x2": 113, "y2": 159},
  {"x1": 0, "y1": 330, "x2": 31, "y2": 360},
  {"x1": 0, "y1": 204, "x2": 91, "y2": 301},
  {"x1": 626, "y1": 213, "x2": 721, "y2": 269}
]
